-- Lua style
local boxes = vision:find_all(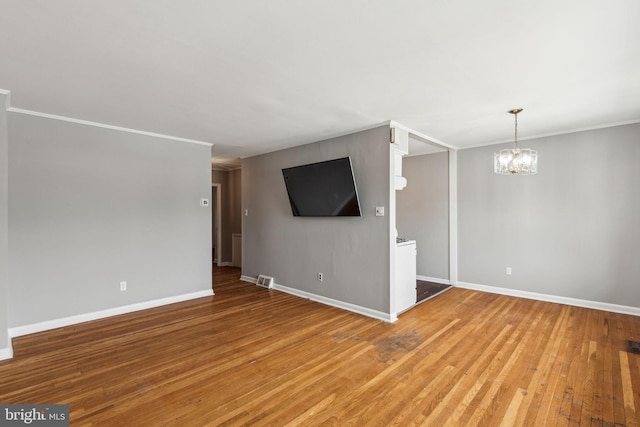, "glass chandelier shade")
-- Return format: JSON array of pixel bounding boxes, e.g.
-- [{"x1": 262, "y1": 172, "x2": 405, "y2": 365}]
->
[
  {"x1": 494, "y1": 109, "x2": 538, "y2": 175},
  {"x1": 494, "y1": 147, "x2": 538, "y2": 175}
]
